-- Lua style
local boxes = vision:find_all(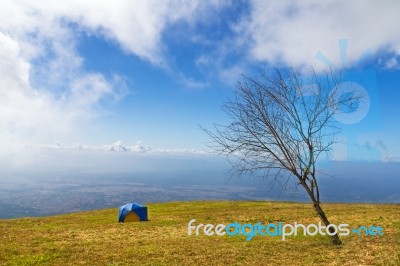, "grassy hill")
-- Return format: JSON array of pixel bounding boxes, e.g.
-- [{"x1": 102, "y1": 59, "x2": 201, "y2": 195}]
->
[{"x1": 0, "y1": 201, "x2": 399, "y2": 265}]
